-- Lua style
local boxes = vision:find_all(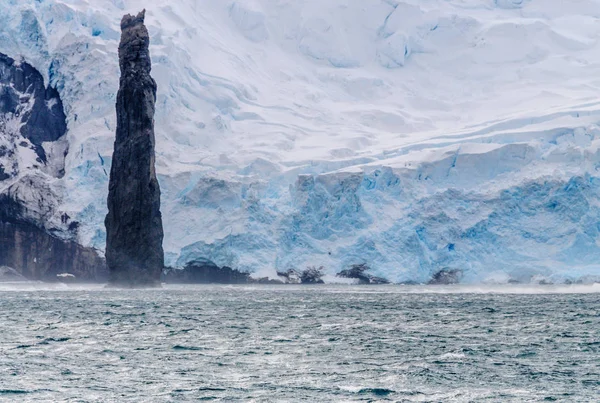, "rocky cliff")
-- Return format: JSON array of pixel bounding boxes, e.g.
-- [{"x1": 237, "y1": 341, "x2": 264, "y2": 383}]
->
[
  {"x1": 105, "y1": 10, "x2": 164, "y2": 287},
  {"x1": 0, "y1": 51, "x2": 106, "y2": 282},
  {"x1": 0, "y1": 194, "x2": 107, "y2": 281}
]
